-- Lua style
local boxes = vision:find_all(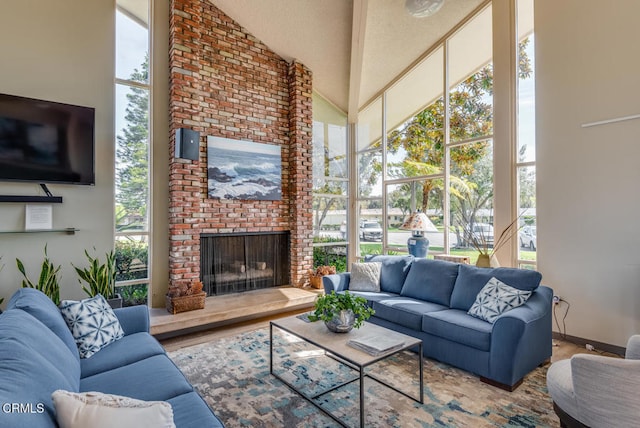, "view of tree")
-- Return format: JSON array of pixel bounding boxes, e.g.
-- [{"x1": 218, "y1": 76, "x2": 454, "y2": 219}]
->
[{"x1": 116, "y1": 55, "x2": 149, "y2": 231}]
